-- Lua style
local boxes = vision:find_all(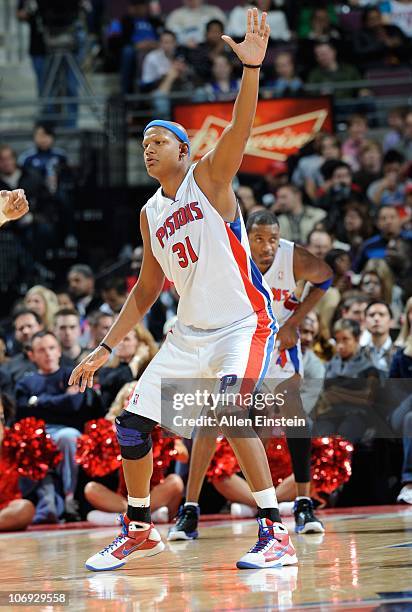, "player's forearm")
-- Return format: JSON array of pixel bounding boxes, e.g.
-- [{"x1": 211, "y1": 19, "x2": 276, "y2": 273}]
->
[{"x1": 230, "y1": 67, "x2": 260, "y2": 141}]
